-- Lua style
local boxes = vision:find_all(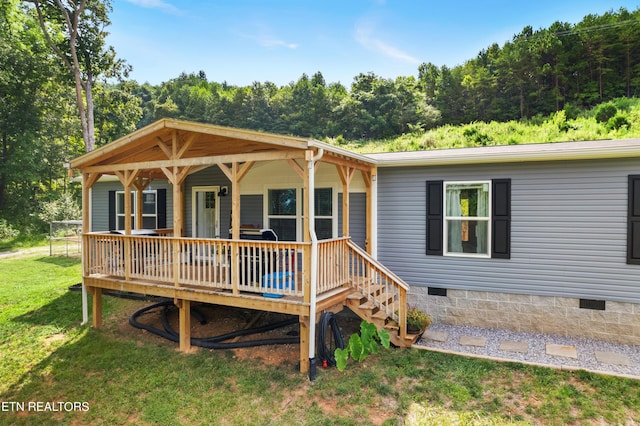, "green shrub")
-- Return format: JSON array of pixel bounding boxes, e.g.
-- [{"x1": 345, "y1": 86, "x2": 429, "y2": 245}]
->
[
  {"x1": 38, "y1": 193, "x2": 81, "y2": 224},
  {"x1": 606, "y1": 115, "x2": 630, "y2": 131},
  {"x1": 0, "y1": 219, "x2": 19, "y2": 240},
  {"x1": 595, "y1": 103, "x2": 617, "y2": 123}
]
